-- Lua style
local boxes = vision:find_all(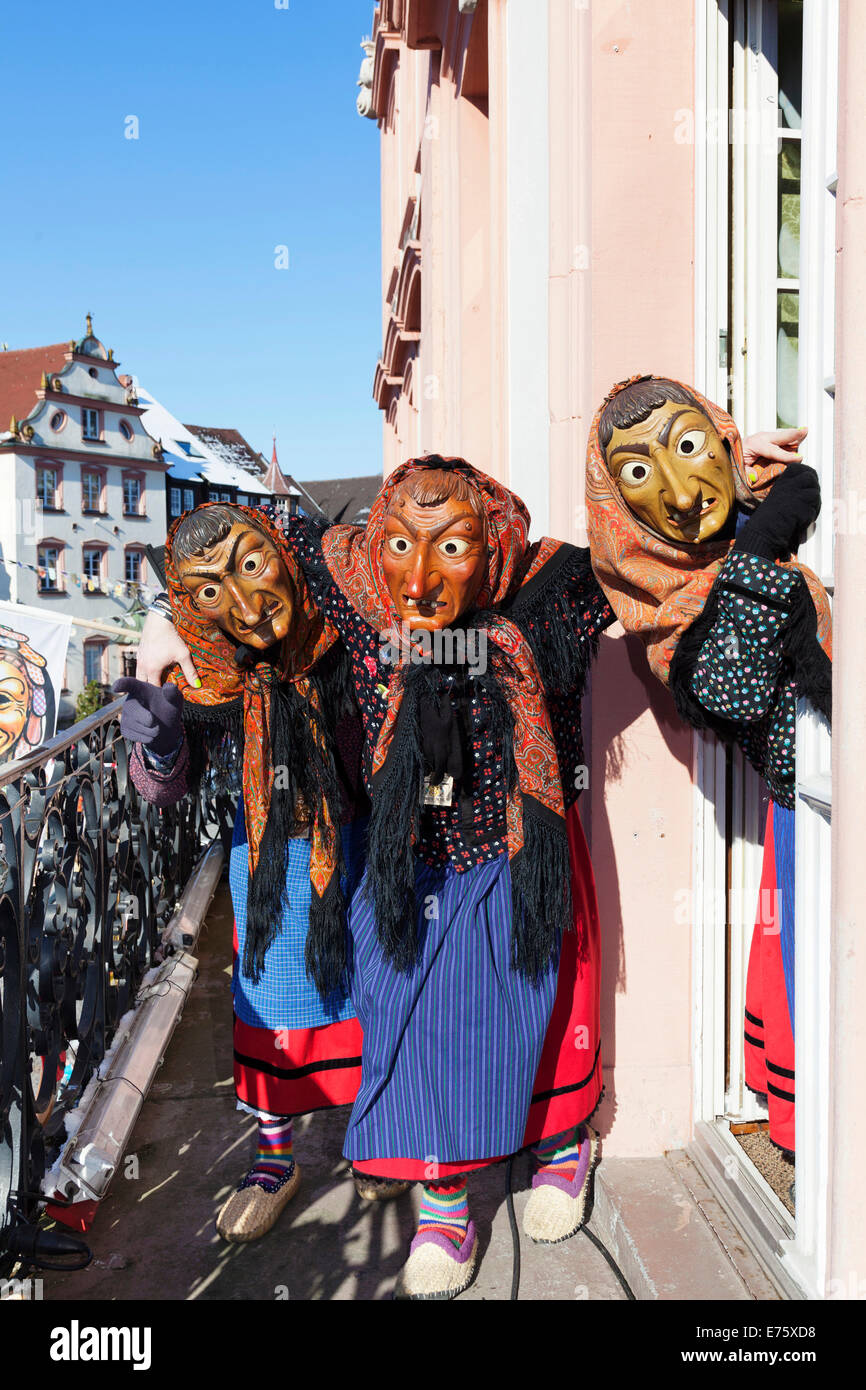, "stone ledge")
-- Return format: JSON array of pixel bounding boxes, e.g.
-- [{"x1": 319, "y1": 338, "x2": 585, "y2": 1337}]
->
[{"x1": 590, "y1": 1154, "x2": 755, "y2": 1301}]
